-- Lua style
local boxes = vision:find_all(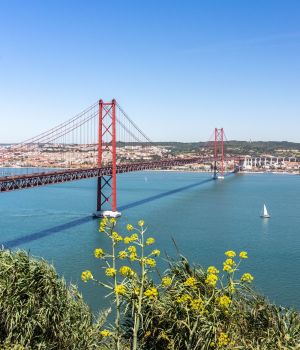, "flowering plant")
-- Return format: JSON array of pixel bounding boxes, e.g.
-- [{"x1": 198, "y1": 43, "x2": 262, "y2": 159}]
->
[
  {"x1": 82, "y1": 218, "x2": 160, "y2": 350},
  {"x1": 82, "y1": 220, "x2": 299, "y2": 350}
]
